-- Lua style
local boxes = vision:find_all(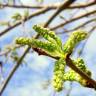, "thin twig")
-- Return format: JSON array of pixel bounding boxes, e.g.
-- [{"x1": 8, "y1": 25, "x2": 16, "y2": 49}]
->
[
  {"x1": 56, "y1": 18, "x2": 96, "y2": 34},
  {"x1": 44, "y1": 0, "x2": 76, "y2": 27},
  {"x1": 0, "y1": 8, "x2": 50, "y2": 37},
  {"x1": 51, "y1": 10, "x2": 96, "y2": 30},
  {"x1": 0, "y1": 46, "x2": 31, "y2": 95},
  {"x1": 0, "y1": 45, "x2": 21, "y2": 56}
]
